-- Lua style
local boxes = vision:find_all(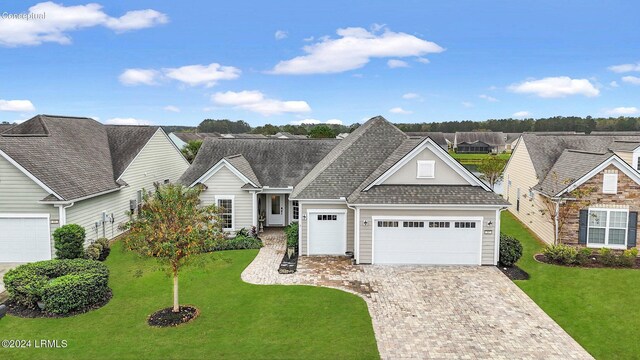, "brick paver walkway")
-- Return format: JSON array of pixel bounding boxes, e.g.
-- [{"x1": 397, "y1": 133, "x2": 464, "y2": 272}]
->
[{"x1": 242, "y1": 229, "x2": 593, "y2": 360}]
